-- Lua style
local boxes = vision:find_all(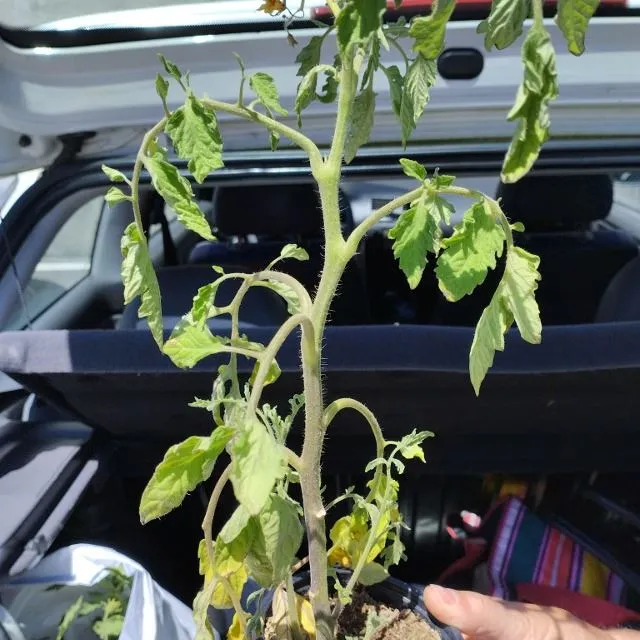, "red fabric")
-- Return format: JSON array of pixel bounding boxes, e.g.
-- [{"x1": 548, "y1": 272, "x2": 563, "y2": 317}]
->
[
  {"x1": 437, "y1": 539, "x2": 487, "y2": 585},
  {"x1": 516, "y1": 584, "x2": 640, "y2": 628}
]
